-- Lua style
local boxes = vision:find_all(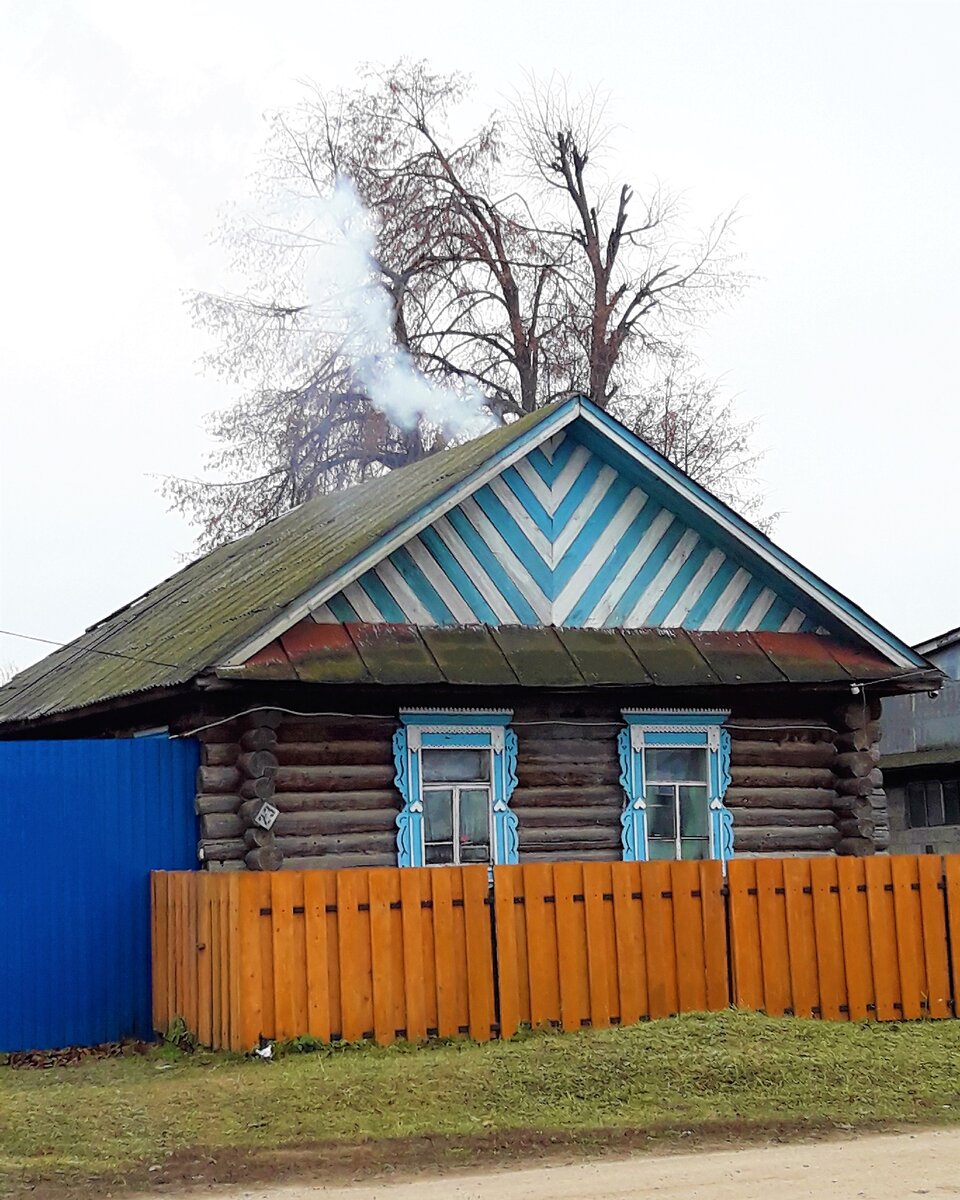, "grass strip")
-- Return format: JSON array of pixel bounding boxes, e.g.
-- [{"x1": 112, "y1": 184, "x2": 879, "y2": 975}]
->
[{"x1": 3, "y1": 1012, "x2": 960, "y2": 1196}]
